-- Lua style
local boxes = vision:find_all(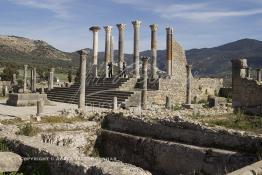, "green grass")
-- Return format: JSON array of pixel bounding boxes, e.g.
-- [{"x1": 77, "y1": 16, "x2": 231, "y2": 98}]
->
[
  {"x1": 1, "y1": 118, "x2": 23, "y2": 125},
  {"x1": 16, "y1": 123, "x2": 40, "y2": 136},
  {"x1": 0, "y1": 138, "x2": 9, "y2": 152},
  {"x1": 206, "y1": 112, "x2": 262, "y2": 133},
  {"x1": 40, "y1": 115, "x2": 86, "y2": 124}
]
